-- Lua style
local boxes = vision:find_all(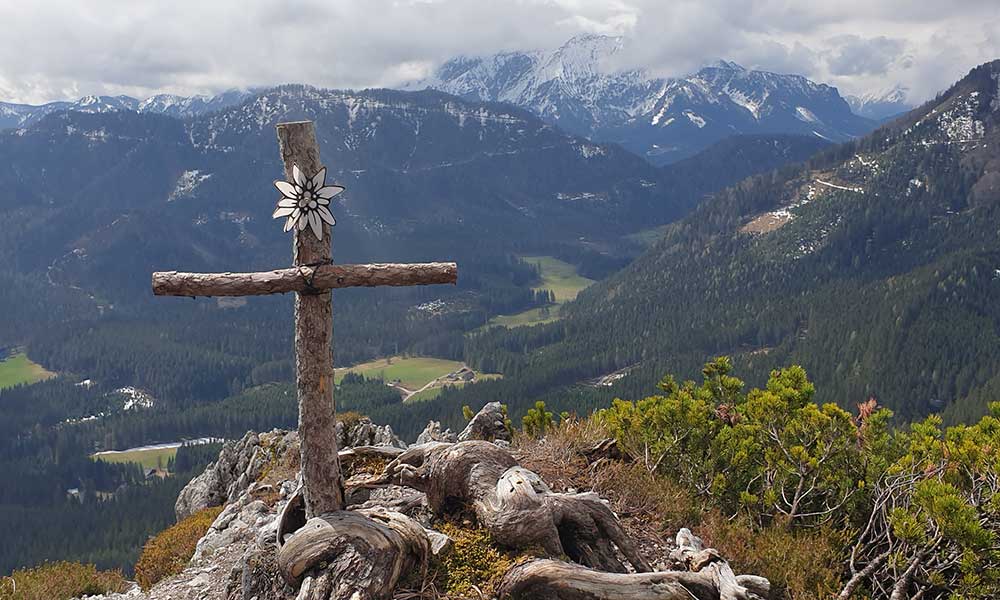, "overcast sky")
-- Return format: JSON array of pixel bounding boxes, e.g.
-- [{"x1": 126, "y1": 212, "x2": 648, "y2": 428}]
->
[{"x1": 1, "y1": 0, "x2": 998, "y2": 105}]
